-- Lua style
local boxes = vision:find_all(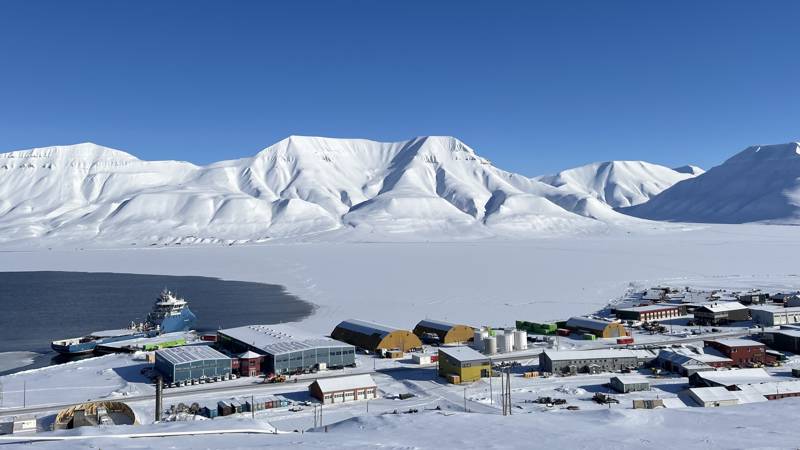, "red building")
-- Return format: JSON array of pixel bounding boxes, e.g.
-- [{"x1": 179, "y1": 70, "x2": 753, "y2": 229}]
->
[
  {"x1": 236, "y1": 351, "x2": 262, "y2": 377},
  {"x1": 704, "y1": 338, "x2": 771, "y2": 367}
]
